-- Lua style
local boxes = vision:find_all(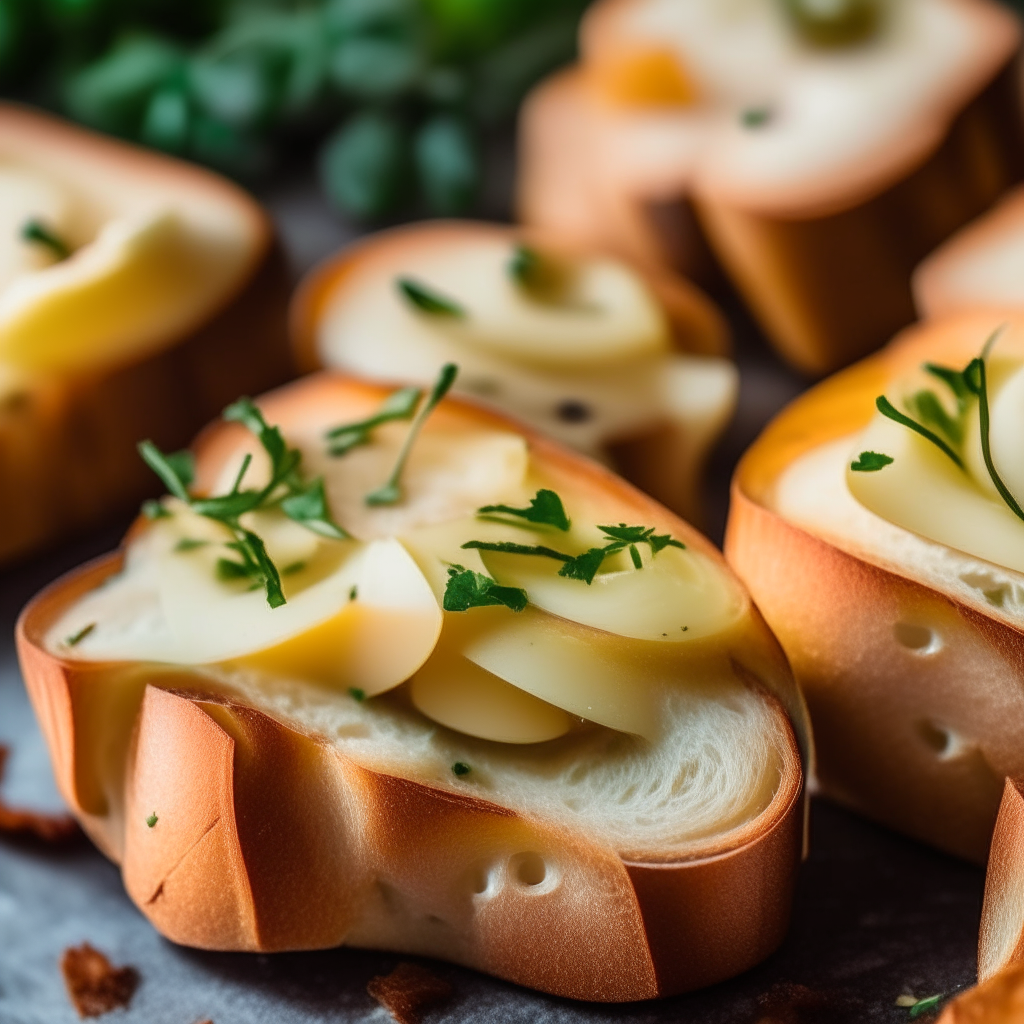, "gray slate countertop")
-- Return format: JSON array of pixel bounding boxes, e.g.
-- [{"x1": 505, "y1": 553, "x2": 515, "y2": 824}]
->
[{"x1": 0, "y1": 164, "x2": 985, "y2": 1024}]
